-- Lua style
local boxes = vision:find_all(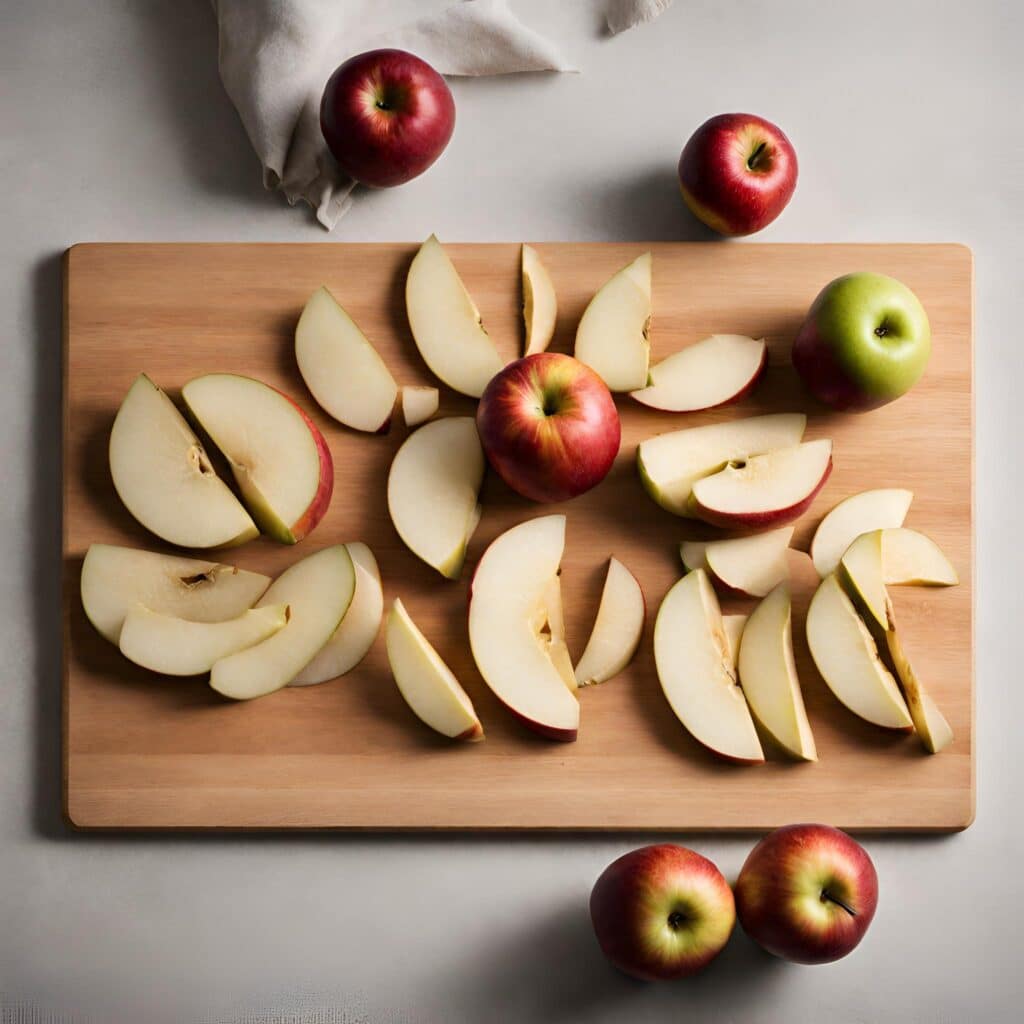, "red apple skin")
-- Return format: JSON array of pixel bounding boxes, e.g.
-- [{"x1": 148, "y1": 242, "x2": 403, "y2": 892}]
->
[
  {"x1": 735, "y1": 824, "x2": 878, "y2": 964},
  {"x1": 476, "y1": 353, "x2": 621, "y2": 504},
  {"x1": 590, "y1": 845, "x2": 736, "y2": 981},
  {"x1": 678, "y1": 113, "x2": 798, "y2": 237},
  {"x1": 274, "y1": 386, "x2": 335, "y2": 543},
  {"x1": 320, "y1": 49, "x2": 455, "y2": 188},
  {"x1": 631, "y1": 345, "x2": 768, "y2": 413}
]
